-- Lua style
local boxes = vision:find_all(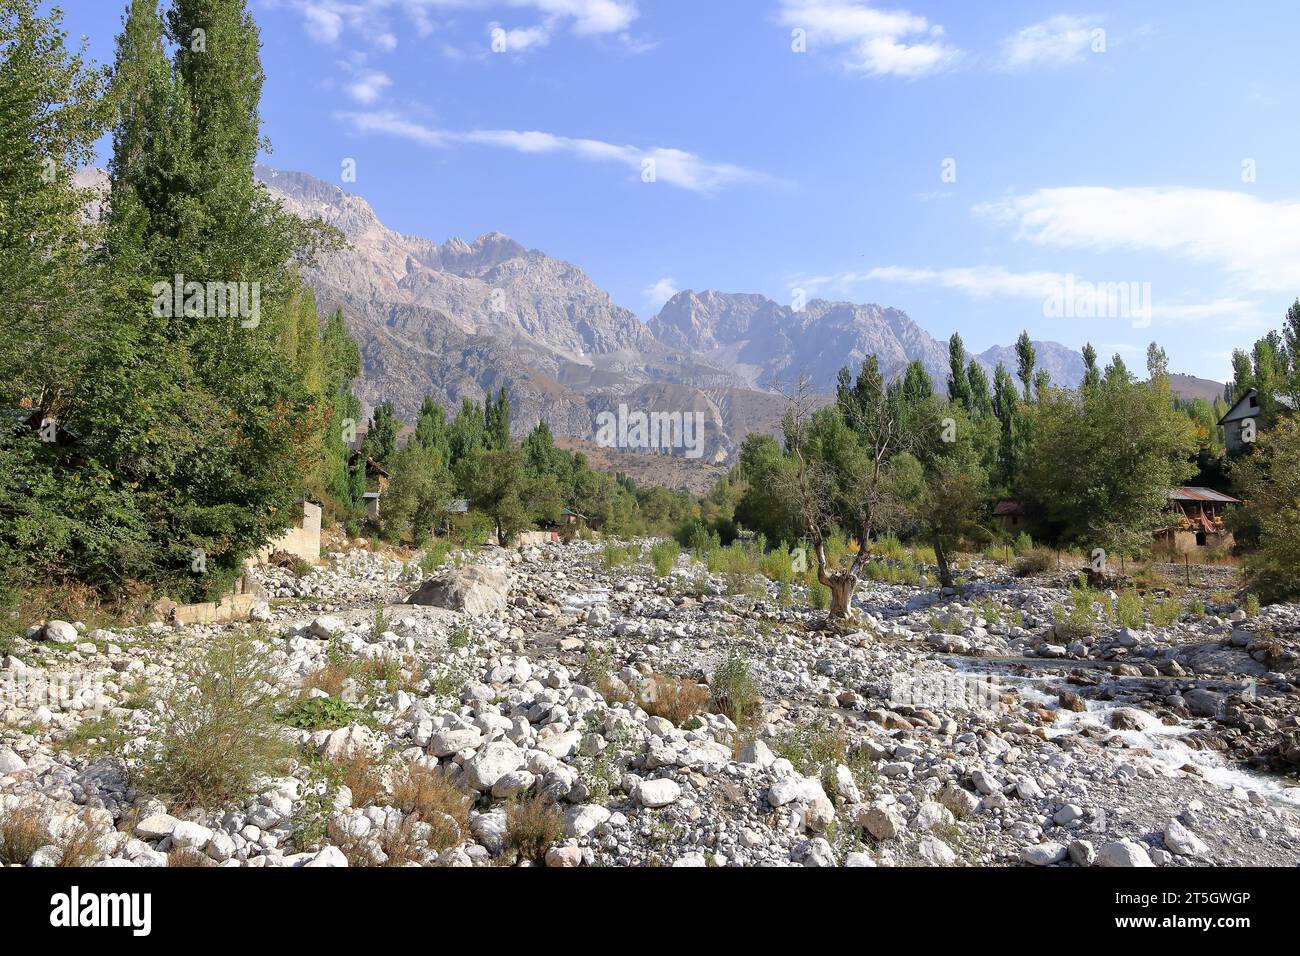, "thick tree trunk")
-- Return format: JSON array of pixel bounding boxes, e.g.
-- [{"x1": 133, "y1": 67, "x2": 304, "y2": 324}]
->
[{"x1": 827, "y1": 574, "x2": 857, "y2": 619}]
